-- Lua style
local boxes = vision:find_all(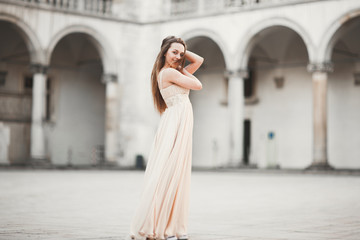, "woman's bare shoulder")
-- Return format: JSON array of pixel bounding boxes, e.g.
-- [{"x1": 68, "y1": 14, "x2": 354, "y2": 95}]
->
[
  {"x1": 162, "y1": 68, "x2": 182, "y2": 81},
  {"x1": 162, "y1": 67, "x2": 180, "y2": 75}
]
